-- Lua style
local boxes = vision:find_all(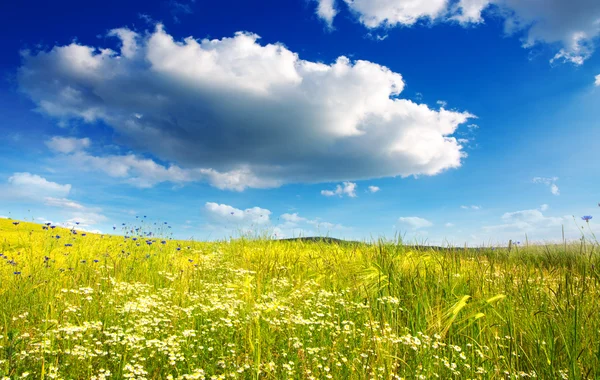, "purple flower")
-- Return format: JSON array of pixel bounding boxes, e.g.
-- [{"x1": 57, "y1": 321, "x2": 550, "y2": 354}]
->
[
  {"x1": 81, "y1": 233, "x2": 86, "y2": 237},
  {"x1": 582, "y1": 215, "x2": 593, "y2": 222}
]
